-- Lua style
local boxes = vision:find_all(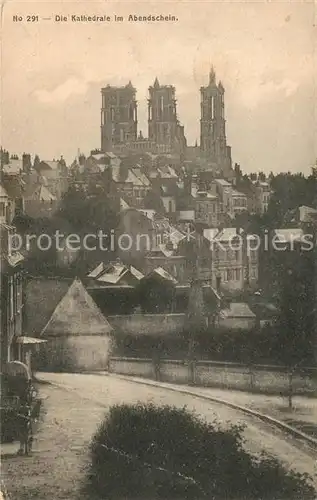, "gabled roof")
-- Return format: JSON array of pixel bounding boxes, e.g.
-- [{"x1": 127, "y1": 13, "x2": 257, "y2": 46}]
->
[
  {"x1": 97, "y1": 262, "x2": 144, "y2": 285},
  {"x1": 220, "y1": 302, "x2": 256, "y2": 319},
  {"x1": 2, "y1": 159, "x2": 23, "y2": 175},
  {"x1": 38, "y1": 185, "x2": 57, "y2": 201},
  {"x1": 0, "y1": 184, "x2": 9, "y2": 198},
  {"x1": 87, "y1": 262, "x2": 107, "y2": 279},
  {"x1": 41, "y1": 279, "x2": 112, "y2": 337},
  {"x1": 125, "y1": 168, "x2": 144, "y2": 186},
  {"x1": 131, "y1": 167, "x2": 151, "y2": 186},
  {"x1": 97, "y1": 262, "x2": 127, "y2": 284},
  {"x1": 24, "y1": 184, "x2": 56, "y2": 201},
  {"x1": 39, "y1": 160, "x2": 60, "y2": 170},
  {"x1": 130, "y1": 266, "x2": 144, "y2": 281},
  {"x1": 157, "y1": 165, "x2": 178, "y2": 179},
  {"x1": 148, "y1": 267, "x2": 178, "y2": 284},
  {"x1": 203, "y1": 228, "x2": 219, "y2": 242},
  {"x1": 120, "y1": 198, "x2": 130, "y2": 211}
]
